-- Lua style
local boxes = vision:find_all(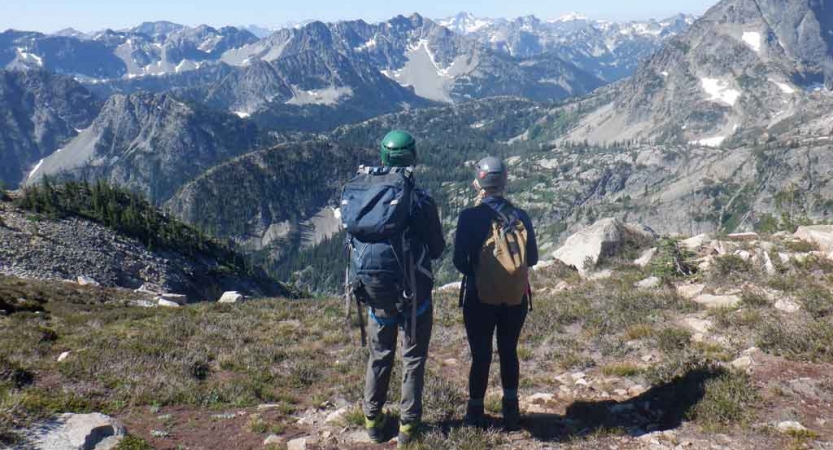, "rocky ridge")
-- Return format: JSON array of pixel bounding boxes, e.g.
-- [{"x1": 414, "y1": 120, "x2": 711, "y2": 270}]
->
[
  {"x1": 560, "y1": 0, "x2": 833, "y2": 146},
  {"x1": 0, "y1": 198, "x2": 284, "y2": 302}
]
